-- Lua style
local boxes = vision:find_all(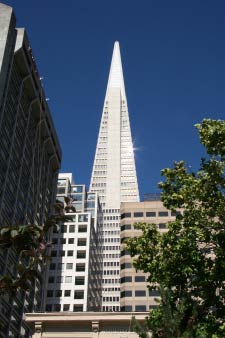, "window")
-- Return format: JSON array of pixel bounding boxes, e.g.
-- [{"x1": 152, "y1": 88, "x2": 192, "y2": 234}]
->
[
  {"x1": 78, "y1": 238, "x2": 86, "y2": 246},
  {"x1": 121, "y1": 305, "x2": 132, "y2": 312},
  {"x1": 54, "y1": 304, "x2": 61, "y2": 312},
  {"x1": 78, "y1": 214, "x2": 88, "y2": 222},
  {"x1": 47, "y1": 290, "x2": 53, "y2": 297},
  {"x1": 57, "y1": 263, "x2": 64, "y2": 270},
  {"x1": 56, "y1": 276, "x2": 64, "y2": 283},
  {"x1": 77, "y1": 251, "x2": 86, "y2": 259},
  {"x1": 66, "y1": 263, "x2": 73, "y2": 269},
  {"x1": 135, "y1": 290, "x2": 146, "y2": 297},
  {"x1": 159, "y1": 211, "x2": 168, "y2": 217},
  {"x1": 76, "y1": 263, "x2": 85, "y2": 272},
  {"x1": 74, "y1": 202, "x2": 82, "y2": 212},
  {"x1": 75, "y1": 277, "x2": 85, "y2": 285},
  {"x1": 159, "y1": 223, "x2": 167, "y2": 229},
  {"x1": 121, "y1": 224, "x2": 131, "y2": 231},
  {"x1": 58, "y1": 179, "x2": 67, "y2": 186},
  {"x1": 61, "y1": 224, "x2": 67, "y2": 233},
  {"x1": 135, "y1": 276, "x2": 145, "y2": 282},
  {"x1": 149, "y1": 289, "x2": 160, "y2": 296},
  {"x1": 74, "y1": 290, "x2": 84, "y2": 299},
  {"x1": 60, "y1": 238, "x2": 66, "y2": 244},
  {"x1": 64, "y1": 290, "x2": 71, "y2": 297},
  {"x1": 68, "y1": 238, "x2": 74, "y2": 244},
  {"x1": 52, "y1": 238, "x2": 58, "y2": 244},
  {"x1": 121, "y1": 262, "x2": 132, "y2": 270},
  {"x1": 55, "y1": 290, "x2": 62, "y2": 297},
  {"x1": 78, "y1": 225, "x2": 87, "y2": 232},
  {"x1": 49, "y1": 263, "x2": 56, "y2": 270},
  {"x1": 72, "y1": 193, "x2": 83, "y2": 201},
  {"x1": 57, "y1": 187, "x2": 65, "y2": 194},
  {"x1": 121, "y1": 276, "x2": 132, "y2": 283},
  {"x1": 146, "y1": 212, "x2": 156, "y2": 217},
  {"x1": 73, "y1": 305, "x2": 83, "y2": 312},
  {"x1": 149, "y1": 305, "x2": 158, "y2": 309},
  {"x1": 121, "y1": 290, "x2": 132, "y2": 298},
  {"x1": 63, "y1": 304, "x2": 70, "y2": 311},
  {"x1": 134, "y1": 212, "x2": 144, "y2": 218},
  {"x1": 87, "y1": 193, "x2": 95, "y2": 200},
  {"x1": 71, "y1": 186, "x2": 83, "y2": 193},
  {"x1": 171, "y1": 211, "x2": 181, "y2": 216},
  {"x1": 45, "y1": 304, "x2": 52, "y2": 312},
  {"x1": 59, "y1": 250, "x2": 65, "y2": 257},
  {"x1": 65, "y1": 276, "x2": 72, "y2": 283},
  {"x1": 69, "y1": 224, "x2": 75, "y2": 232},
  {"x1": 53, "y1": 226, "x2": 59, "y2": 233},
  {"x1": 120, "y1": 250, "x2": 130, "y2": 257},
  {"x1": 121, "y1": 213, "x2": 131, "y2": 219},
  {"x1": 56, "y1": 197, "x2": 65, "y2": 205},
  {"x1": 67, "y1": 215, "x2": 76, "y2": 222},
  {"x1": 135, "y1": 305, "x2": 146, "y2": 311},
  {"x1": 86, "y1": 201, "x2": 95, "y2": 208},
  {"x1": 67, "y1": 250, "x2": 73, "y2": 256},
  {"x1": 48, "y1": 276, "x2": 54, "y2": 283}
]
